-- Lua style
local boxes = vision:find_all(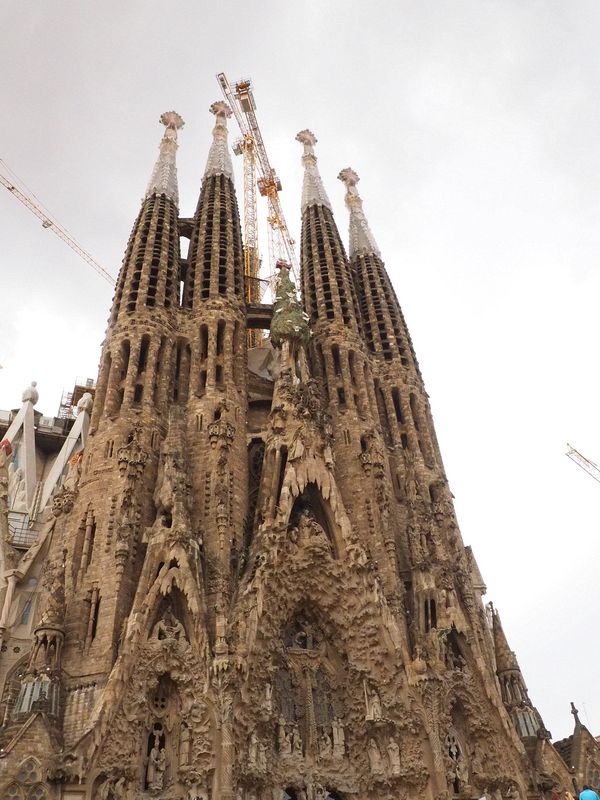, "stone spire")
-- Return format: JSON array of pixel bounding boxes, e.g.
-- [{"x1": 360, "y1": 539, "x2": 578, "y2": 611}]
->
[
  {"x1": 338, "y1": 168, "x2": 381, "y2": 258},
  {"x1": 296, "y1": 129, "x2": 332, "y2": 212},
  {"x1": 204, "y1": 101, "x2": 234, "y2": 181},
  {"x1": 145, "y1": 111, "x2": 184, "y2": 206}
]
